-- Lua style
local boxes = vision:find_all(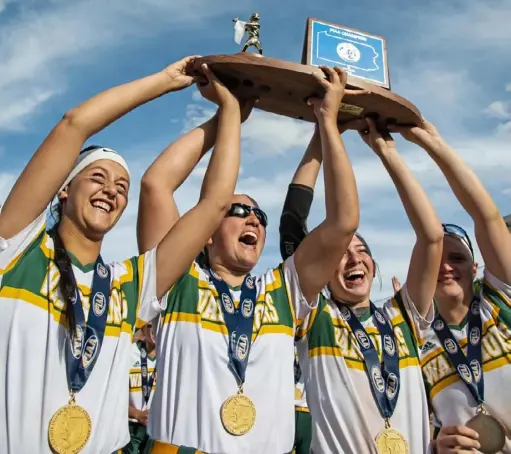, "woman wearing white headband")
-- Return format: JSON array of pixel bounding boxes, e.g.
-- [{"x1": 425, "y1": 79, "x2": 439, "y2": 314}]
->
[
  {"x1": 389, "y1": 122, "x2": 511, "y2": 454},
  {"x1": 0, "y1": 56, "x2": 242, "y2": 453}
]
